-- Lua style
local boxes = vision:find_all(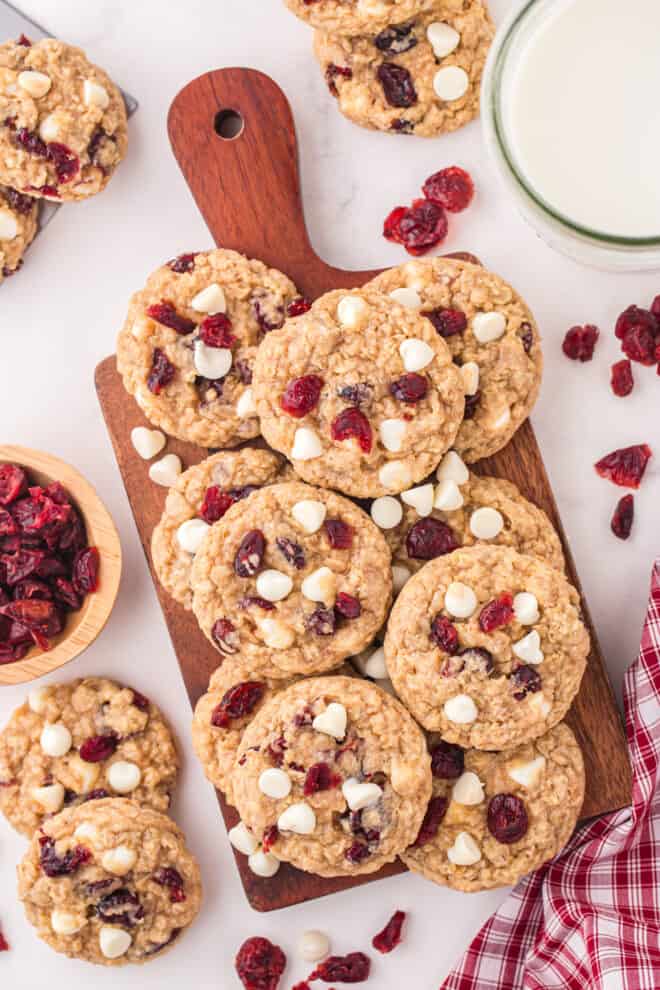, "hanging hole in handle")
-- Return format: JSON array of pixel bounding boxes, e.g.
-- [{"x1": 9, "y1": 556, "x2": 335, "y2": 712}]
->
[{"x1": 214, "y1": 109, "x2": 244, "y2": 140}]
